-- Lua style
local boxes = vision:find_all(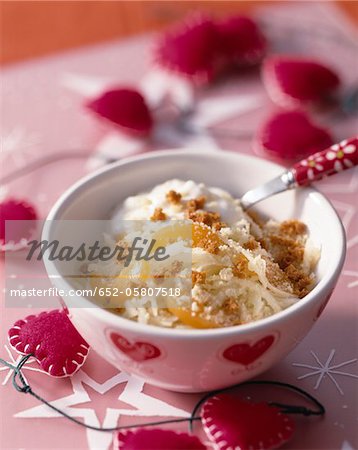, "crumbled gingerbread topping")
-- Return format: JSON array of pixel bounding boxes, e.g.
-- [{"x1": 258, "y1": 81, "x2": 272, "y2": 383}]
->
[
  {"x1": 186, "y1": 196, "x2": 206, "y2": 212},
  {"x1": 192, "y1": 270, "x2": 206, "y2": 285},
  {"x1": 285, "y1": 264, "x2": 312, "y2": 298},
  {"x1": 166, "y1": 190, "x2": 182, "y2": 205},
  {"x1": 261, "y1": 220, "x2": 312, "y2": 298},
  {"x1": 243, "y1": 238, "x2": 260, "y2": 250},
  {"x1": 223, "y1": 297, "x2": 240, "y2": 314},
  {"x1": 150, "y1": 207, "x2": 167, "y2": 221},
  {"x1": 264, "y1": 258, "x2": 292, "y2": 293},
  {"x1": 279, "y1": 220, "x2": 307, "y2": 238},
  {"x1": 187, "y1": 210, "x2": 221, "y2": 227},
  {"x1": 212, "y1": 221, "x2": 228, "y2": 231}
]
